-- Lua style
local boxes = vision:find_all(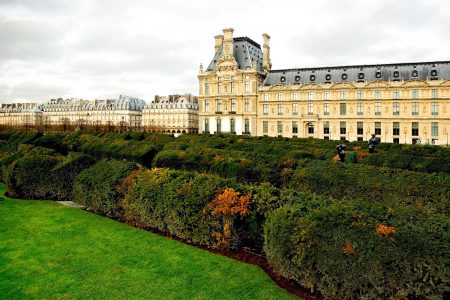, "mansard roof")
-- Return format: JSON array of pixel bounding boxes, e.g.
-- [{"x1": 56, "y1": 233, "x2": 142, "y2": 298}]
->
[
  {"x1": 206, "y1": 37, "x2": 264, "y2": 72},
  {"x1": 264, "y1": 61, "x2": 450, "y2": 86}
]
